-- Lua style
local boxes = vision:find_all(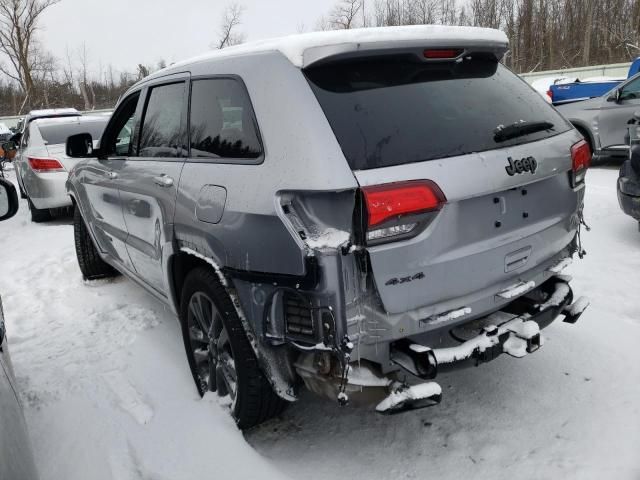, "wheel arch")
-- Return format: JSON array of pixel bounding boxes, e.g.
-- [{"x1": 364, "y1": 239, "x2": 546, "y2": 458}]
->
[
  {"x1": 570, "y1": 121, "x2": 596, "y2": 154},
  {"x1": 169, "y1": 249, "x2": 298, "y2": 402}
]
